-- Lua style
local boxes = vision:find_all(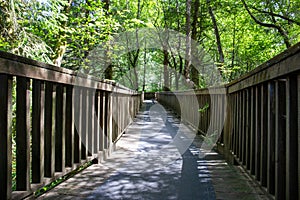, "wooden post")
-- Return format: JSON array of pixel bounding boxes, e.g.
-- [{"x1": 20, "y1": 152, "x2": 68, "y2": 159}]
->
[
  {"x1": 99, "y1": 92, "x2": 104, "y2": 151},
  {"x1": 16, "y1": 77, "x2": 30, "y2": 190},
  {"x1": 94, "y1": 91, "x2": 99, "y2": 154},
  {"x1": 250, "y1": 87, "x2": 256, "y2": 175},
  {"x1": 245, "y1": 89, "x2": 250, "y2": 169},
  {"x1": 0, "y1": 74, "x2": 12, "y2": 199},
  {"x1": 44, "y1": 82, "x2": 56, "y2": 178},
  {"x1": 260, "y1": 84, "x2": 268, "y2": 187},
  {"x1": 81, "y1": 89, "x2": 88, "y2": 160},
  {"x1": 275, "y1": 80, "x2": 286, "y2": 199},
  {"x1": 87, "y1": 89, "x2": 94, "y2": 156},
  {"x1": 267, "y1": 82, "x2": 275, "y2": 195},
  {"x1": 286, "y1": 76, "x2": 298, "y2": 200},
  {"x1": 65, "y1": 85, "x2": 74, "y2": 168},
  {"x1": 74, "y1": 87, "x2": 82, "y2": 163},
  {"x1": 231, "y1": 94, "x2": 235, "y2": 153},
  {"x1": 55, "y1": 85, "x2": 66, "y2": 172},
  {"x1": 238, "y1": 91, "x2": 242, "y2": 160},
  {"x1": 255, "y1": 86, "x2": 261, "y2": 181},
  {"x1": 241, "y1": 91, "x2": 245, "y2": 164},
  {"x1": 104, "y1": 92, "x2": 109, "y2": 149},
  {"x1": 32, "y1": 80, "x2": 45, "y2": 183},
  {"x1": 298, "y1": 76, "x2": 300, "y2": 200}
]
